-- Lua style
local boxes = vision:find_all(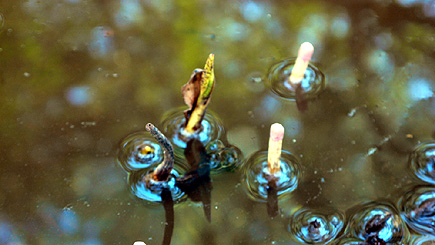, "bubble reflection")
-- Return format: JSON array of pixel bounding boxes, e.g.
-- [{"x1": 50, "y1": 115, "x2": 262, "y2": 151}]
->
[
  {"x1": 161, "y1": 109, "x2": 241, "y2": 172},
  {"x1": 206, "y1": 139, "x2": 243, "y2": 173},
  {"x1": 288, "y1": 208, "x2": 344, "y2": 244},
  {"x1": 267, "y1": 58, "x2": 325, "y2": 100},
  {"x1": 399, "y1": 186, "x2": 435, "y2": 236},
  {"x1": 161, "y1": 109, "x2": 224, "y2": 149},
  {"x1": 409, "y1": 234, "x2": 435, "y2": 245},
  {"x1": 128, "y1": 168, "x2": 186, "y2": 204},
  {"x1": 347, "y1": 202, "x2": 408, "y2": 244},
  {"x1": 410, "y1": 141, "x2": 435, "y2": 184},
  {"x1": 117, "y1": 131, "x2": 164, "y2": 172},
  {"x1": 242, "y1": 150, "x2": 300, "y2": 201}
]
